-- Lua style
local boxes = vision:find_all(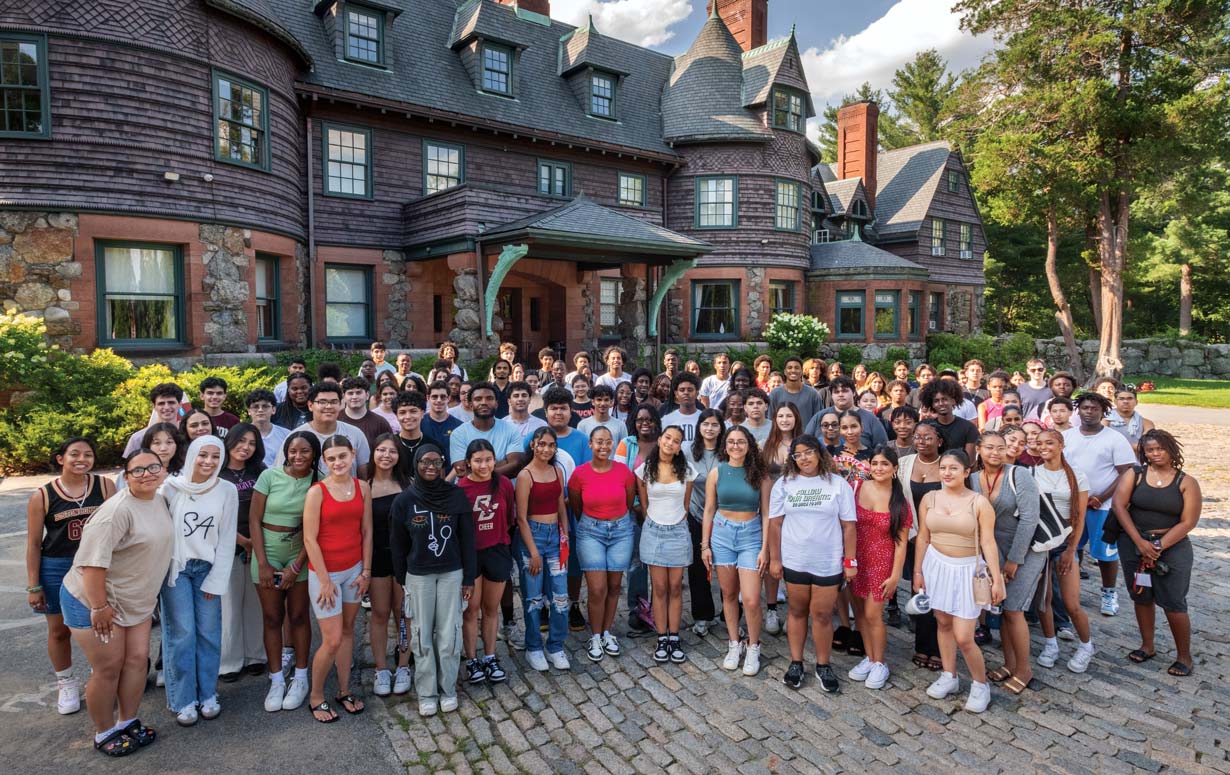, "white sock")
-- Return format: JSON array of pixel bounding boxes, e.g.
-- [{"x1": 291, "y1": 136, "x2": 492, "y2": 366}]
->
[
  {"x1": 293, "y1": 667, "x2": 308, "y2": 682},
  {"x1": 118, "y1": 717, "x2": 136, "y2": 729},
  {"x1": 1079, "y1": 639, "x2": 1094, "y2": 651},
  {"x1": 943, "y1": 671, "x2": 956, "y2": 680},
  {"x1": 95, "y1": 724, "x2": 124, "y2": 743},
  {"x1": 483, "y1": 654, "x2": 495, "y2": 662},
  {"x1": 1045, "y1": 637, "x2": 1058, "y2": 648},
  {"x1": 269, "y1": 671, "x2": 285, "y2": 685},
  {"x1": 55, "y1": 668, "x2": 73, "y2": 680}
]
